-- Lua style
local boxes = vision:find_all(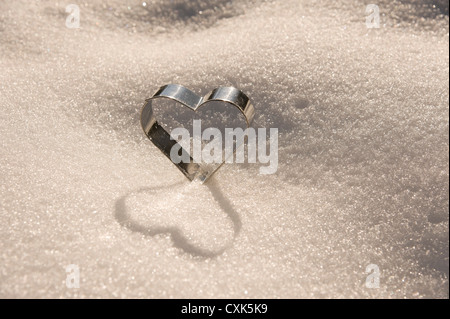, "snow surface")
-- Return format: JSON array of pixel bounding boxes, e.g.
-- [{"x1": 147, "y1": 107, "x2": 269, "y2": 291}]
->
[{"x1": 0, "y1": 0, "x2": 448, "y2": 298}]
